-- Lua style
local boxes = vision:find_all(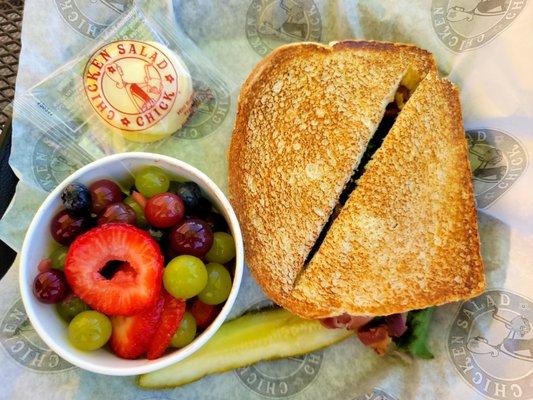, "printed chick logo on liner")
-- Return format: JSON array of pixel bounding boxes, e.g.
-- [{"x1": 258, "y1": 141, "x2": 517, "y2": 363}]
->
[
  {"x1": 246, "y1": 0, "x2": 322, "y2": 56},
  {"x1": 431, "y1": 0, "x2": 527, "y2": 52},
  {"x1": 235, "y1": 300, "x2": 323, "y2": 398},
  {"x1": 0, "y1": 299, "x2": 73, "y2": 372},
  {"x1": 174, "y1": 79, "x2": 231, "y2": 140},
  {"x1": 353, "y1": 389, "x2": 397, "y2": 400},
  {"x1": 466, "y1": 129, "x2": 527, "y2": 209},
  {"x1": 83, "y1": 40, "x2": 193, "y2": 142},
  {"x1": 55, "y1": 0, "x2": 128, "y2": 39},
  {"x1": 32, "y1": 135, "x2": 84, "y2": 192},
  {"x1": 447, "y1": 289, "x2": 533, "y2": 400}
]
